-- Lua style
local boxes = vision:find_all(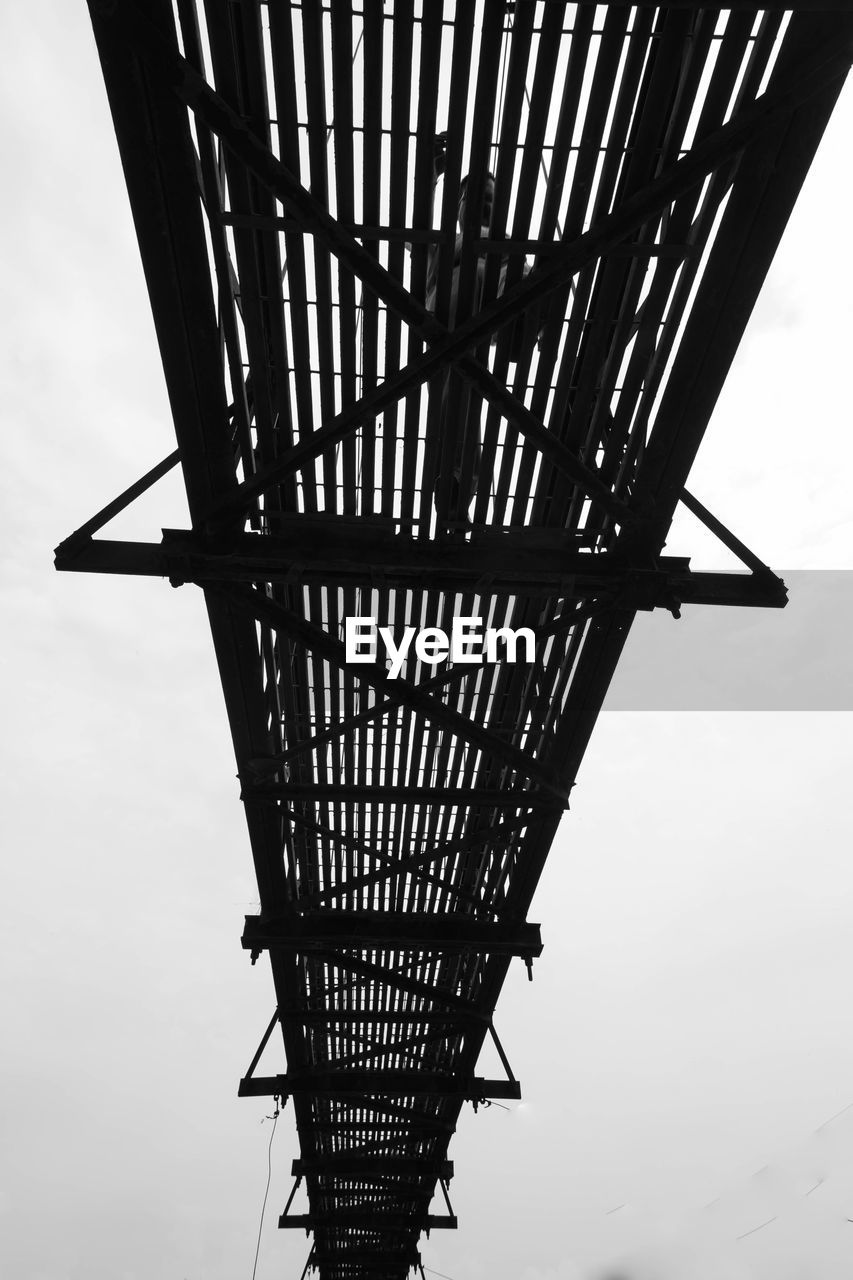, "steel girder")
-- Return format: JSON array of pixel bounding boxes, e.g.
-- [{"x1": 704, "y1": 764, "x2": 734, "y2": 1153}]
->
[{"x1": 58, "y1": 3, "x2": 853, "y2": 1278}]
